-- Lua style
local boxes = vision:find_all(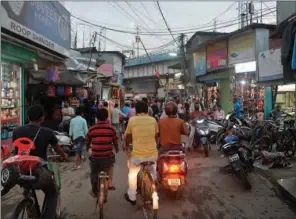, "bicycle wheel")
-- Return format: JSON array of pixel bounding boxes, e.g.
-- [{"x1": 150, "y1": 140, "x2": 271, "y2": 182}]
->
[
  {"x1": 141, "y1": 172, "x2": 158, "y2": 219},
  {"x1": 97, "y1": 172, "x2": 108, "y2": 219},
  {"x1": 11, "y1": 198, "x2": 40, "y2": 219}
]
